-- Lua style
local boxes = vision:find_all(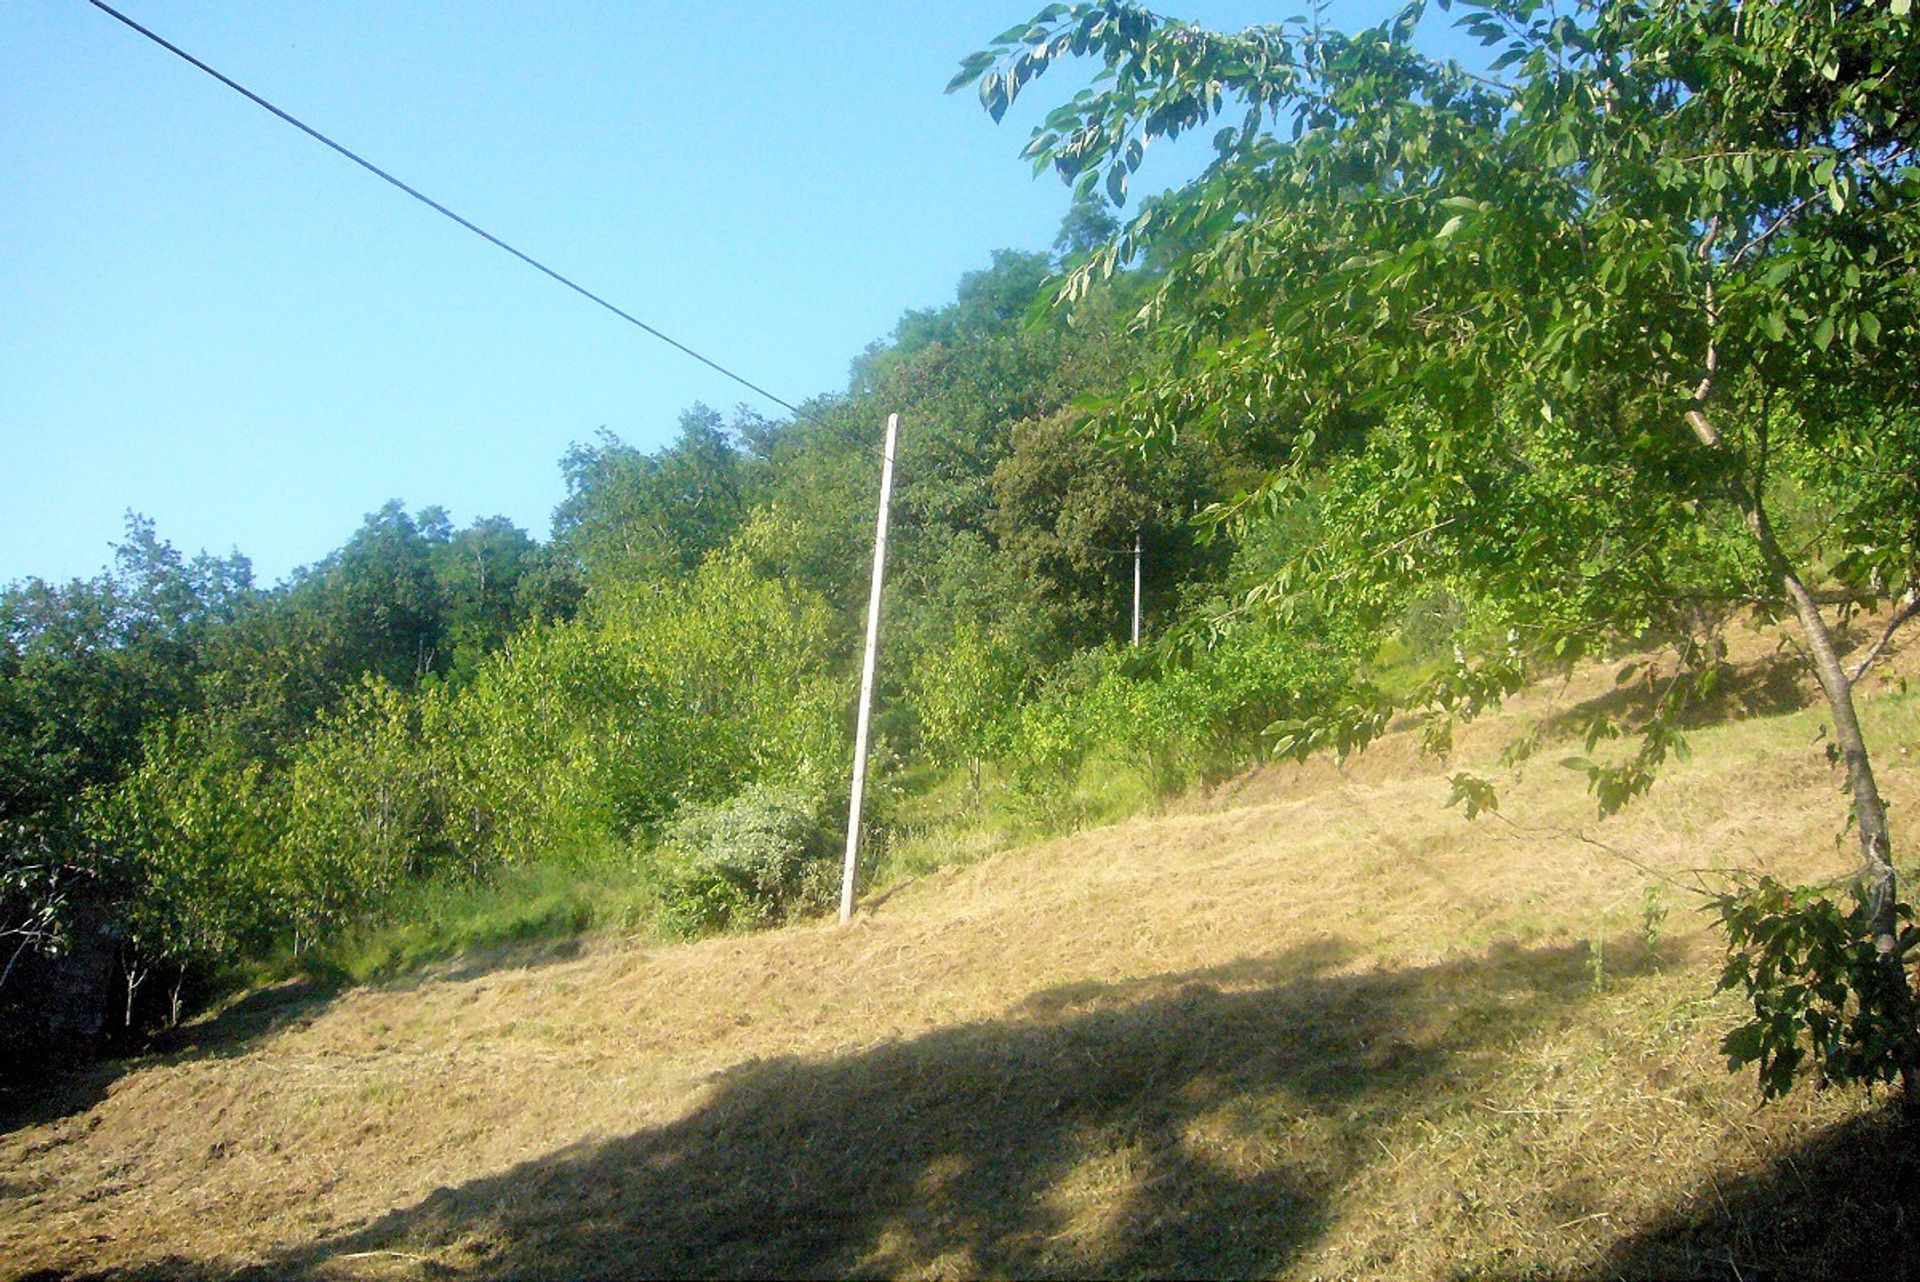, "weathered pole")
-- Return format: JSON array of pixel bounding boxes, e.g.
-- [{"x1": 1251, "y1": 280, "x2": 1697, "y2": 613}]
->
[
  {"x1": 1131, "y1": 529, "x2": 1142, "y2": 647},
  {"x1": 839, "y1": 412, "x2": 900, "y2": 924}
]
